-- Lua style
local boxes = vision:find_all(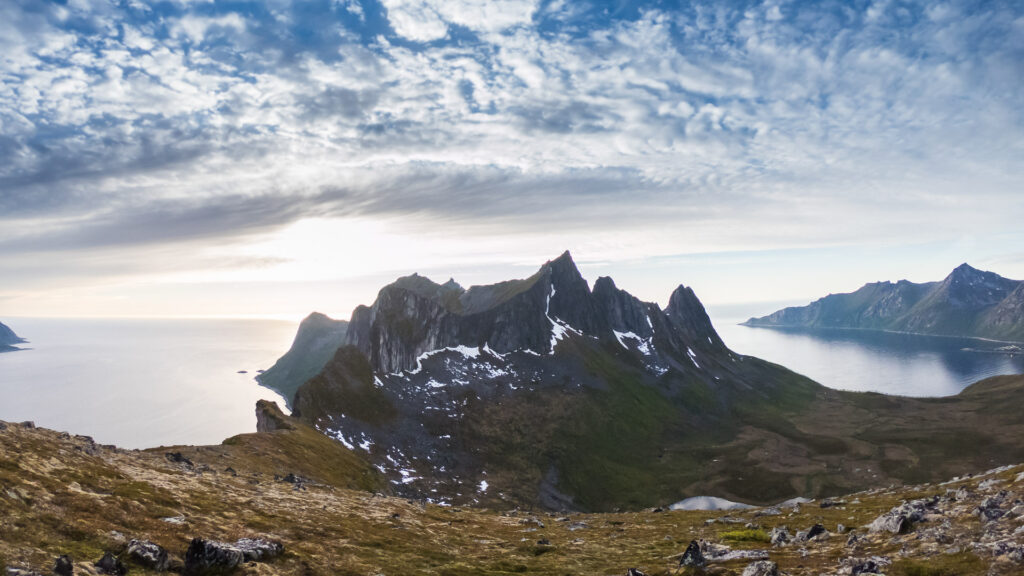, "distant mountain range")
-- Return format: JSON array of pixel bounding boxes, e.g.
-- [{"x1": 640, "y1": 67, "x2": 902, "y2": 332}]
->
[
  {"x1": 260, "y1": 253, "x2": 1024, "y2": 512},
  {"x1": 0, "y1": 321, "x2": 25, "y2": 352},
  {"x1": 745, "y1": 264, "x2": 1024, "y2": 342}
]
